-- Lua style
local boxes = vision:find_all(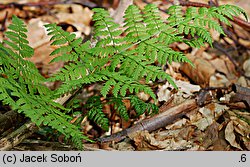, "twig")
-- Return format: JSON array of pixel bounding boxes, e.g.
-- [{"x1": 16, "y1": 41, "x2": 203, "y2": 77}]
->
[
  {"x1": 213, "y1": 41, "x2": 250, "y2": 80},
  {"x1": 0, "y1": 92, "x2": 76, "y2": 151},
  {"x1": 98, "y1": 99, "x2": 197, "y2": 143},
  {"x1": 0, "y1": 0, "x2": 97, "y2": 10},
  {"x1": 230, "y1": 84, "x2": 250, "y2": 108},
  {"x1": 0, "y1": 121, "x2": 37, "y2": 151},
  {"x1": 213, "y1": 42, "x2": 238, "y2": 68}
]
